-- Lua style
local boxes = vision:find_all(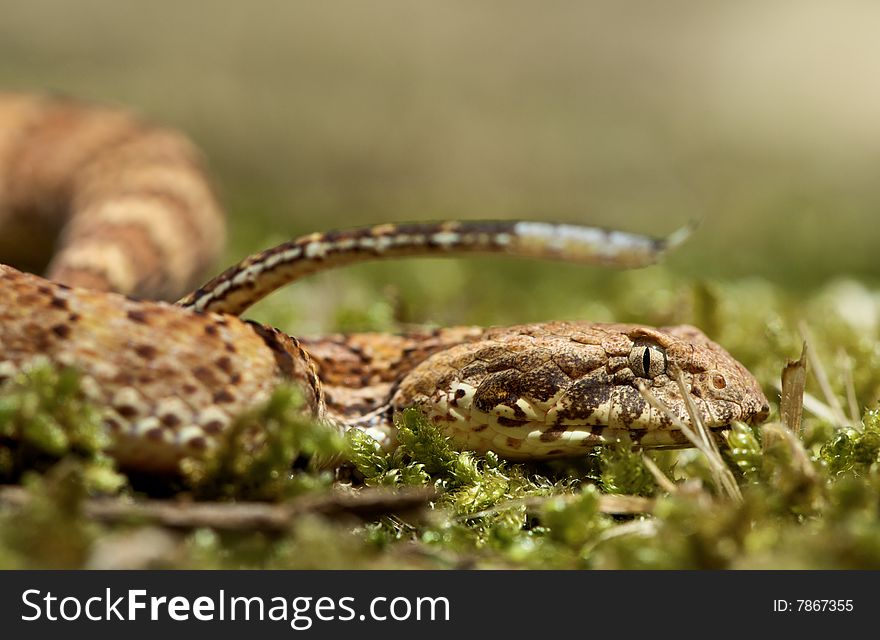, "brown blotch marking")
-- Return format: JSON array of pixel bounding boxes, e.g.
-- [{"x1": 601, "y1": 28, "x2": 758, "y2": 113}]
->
[
  {"x1": 553, "y1": 349, "x2": 604, "y2": 380},
  {"x1": 160, "y1": 413, "x2": 181, "y2": 428},
  {"x1": 127, "y1": 309, "x2": 149, "y2": 324},
  {"x1": 146, "y1": 427, "x2": 165, "y2": 442},
  {"x1": 187, "y1": 436, "x2": 208, "y2": 451},
  {"x1": 50, "y1": 296, "x2": 68, "y2": 310},
  {"x1": 539, "y1": 424, "x2": 569, "y2": 442},
  {"x1": 547, "y1": 448, "x2": 564, "y2": 456},
  {"x1": 473, "y1": 374, "x2": 521, "y2": 414},
  {"x1": 506, "y1": 437, "x2": 523, "y2": 450},
  {"x1": 473, "y1": 363, "x2": 569, "y2": 418},
  {"x1": 621, "y1": 388, "x2": 648, "y2": 427},
  {"x1": 182, "y1": 384, "x2": 198, "y2": 395},
  {"x1": 433, "y1": 371, "x2": 455, "y2": 390},
  {"x1": 213, "y1": 389, "x2": 235, "y2": 404},
  {"x1": 204, "y1": 324, "x2": 219, "y2": 337},
  {"x1": 472, "y1": 424, "x2": 488, "y2": 432},
  {"x1": 68, "y1": 313, "x2": 81, "y2": 323},
  {"x1": 215, "y1": 356, "x2": 234, "y2": 375},
  {"x1": 497, "y1": 416, "x2": 530, "y2": 428},
  {"x1": 554, "y1": 376, "x2": 612, "y2": 423},
  {"x1": 51, "y1": 323, "x2": 71, "y2": 339},
  {"x1": 17, "y1": 293, "x2": 42, "y2": 306},
  {"x1": 224, "y1": 342, "x2": 237, "y2": 354},
  {"x1": 193, "y1": 366, "x2": 219, "y2": 387},
  {"x1": 116, "y1": 405, "x2": 139, "y2": 419},
  {"x1": 134, "y1": 344, "x2": 158, "y2": 359},
  {"x1": 112, "y1": 371, "x2": 136, "y2": 386},
  {"x1": 203, "y1": 420, "x2": 224, "y2": 434}
]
